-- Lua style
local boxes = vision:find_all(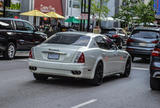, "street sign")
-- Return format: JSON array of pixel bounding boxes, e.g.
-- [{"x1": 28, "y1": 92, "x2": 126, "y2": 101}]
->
[{"x1": 81, "y1": 13, "x2": 88, "y2": 20}]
